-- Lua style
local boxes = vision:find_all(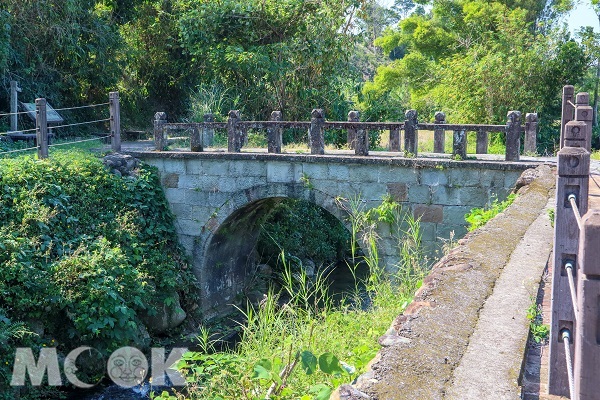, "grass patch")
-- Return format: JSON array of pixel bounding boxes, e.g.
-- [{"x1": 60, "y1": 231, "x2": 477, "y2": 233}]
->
[
  {"x1": 158, "y1": 196, "x2": 430, "y2": 399},
  {"x1": 465, "y1": 193, "x2": 517, "y2": 231}
]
